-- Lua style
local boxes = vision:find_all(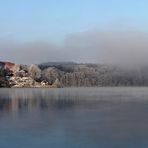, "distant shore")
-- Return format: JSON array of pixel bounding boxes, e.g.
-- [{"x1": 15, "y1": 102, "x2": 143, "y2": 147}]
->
[{"x1": 1, "y1": 61, "x2": 148, "y2": 88}]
